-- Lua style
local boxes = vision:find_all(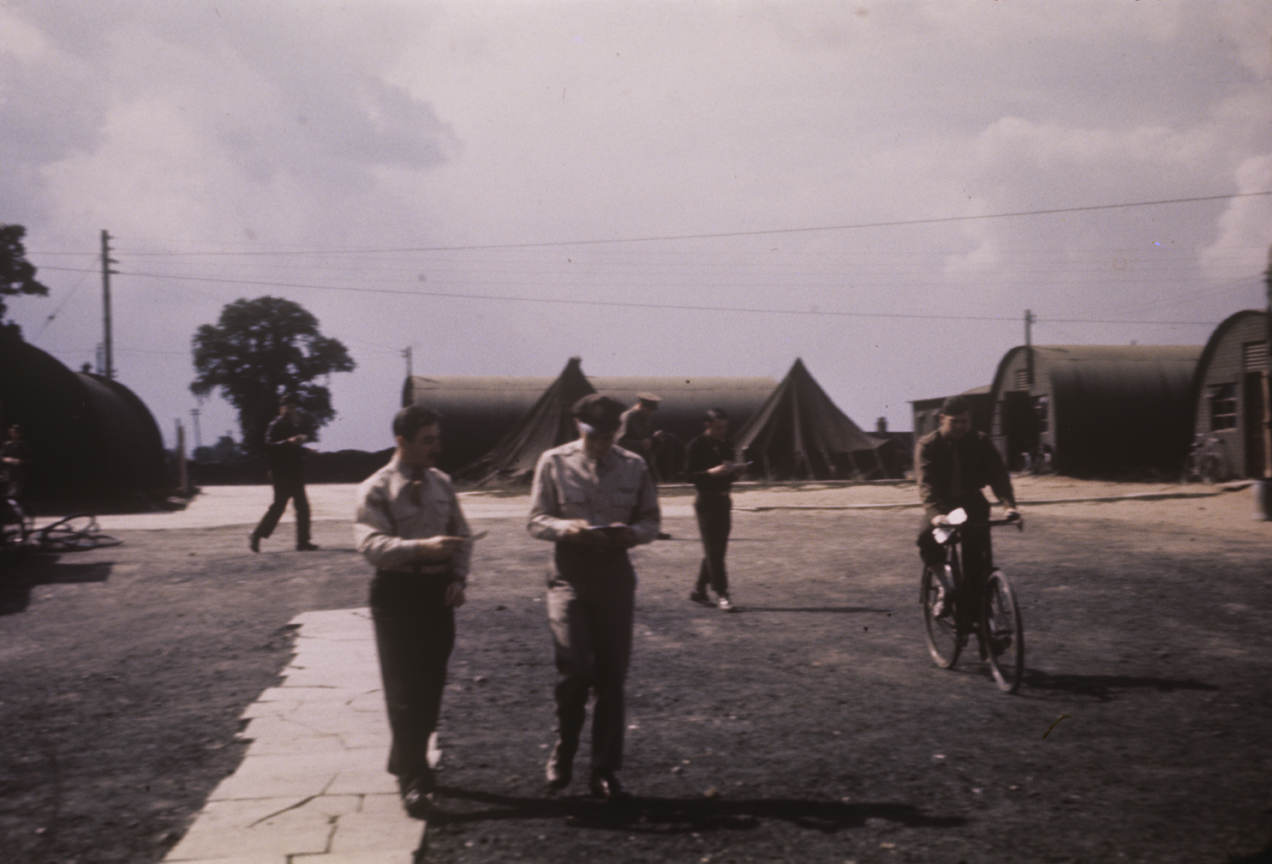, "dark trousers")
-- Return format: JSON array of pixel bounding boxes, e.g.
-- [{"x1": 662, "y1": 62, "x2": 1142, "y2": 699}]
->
[
  {"x1": 253, "y1": 474, "x2": 311, "y2": 545},
  {"x1": 370, "y1": 571, "x2": 456, "y2": 787},
  {"x1": 917, "y1": 496, "x2": 993, "y2": 612},
  {"x1": 694, "y1": 492, "x2": 732, "y2": 596},
  {"x1": 547, "y1": 545, "x2": 636, "y2": 773}
]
